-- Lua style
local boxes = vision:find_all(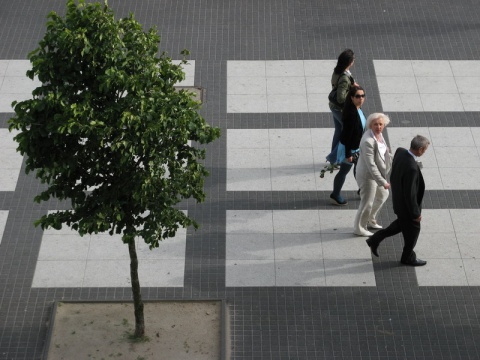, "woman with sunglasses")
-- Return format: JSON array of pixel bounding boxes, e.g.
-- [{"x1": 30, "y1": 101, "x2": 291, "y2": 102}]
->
[{"x1": 330, "y1": 85, "x2": 367, "y2": 206}]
